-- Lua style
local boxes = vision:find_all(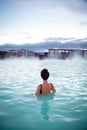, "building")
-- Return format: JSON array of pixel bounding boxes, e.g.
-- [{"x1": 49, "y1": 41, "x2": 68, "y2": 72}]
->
[
  {"x1": 7, "y1": 49, "x2": 35, "y2": 58},
  {"x1": 0, "y1": 48, "x2": 87, "y2": 59},
  {"x1": 49, "y1": 49, "x2": 87, "y2": 59}
]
